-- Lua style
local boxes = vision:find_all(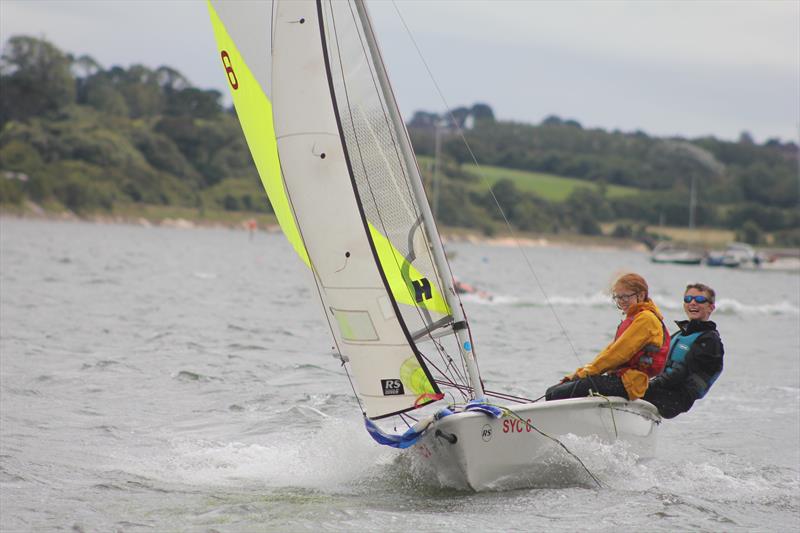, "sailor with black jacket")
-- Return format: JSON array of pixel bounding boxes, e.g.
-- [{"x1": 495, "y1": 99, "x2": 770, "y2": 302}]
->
[{"x1": 643, "y1": 283, "x2": 724, "y2": 419}]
